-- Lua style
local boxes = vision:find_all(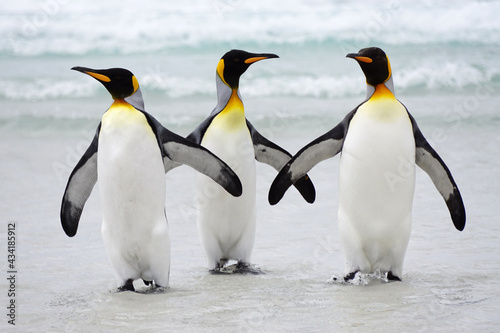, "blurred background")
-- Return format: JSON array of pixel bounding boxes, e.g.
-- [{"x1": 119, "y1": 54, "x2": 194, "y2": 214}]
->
[{"x1": 2, "y1": 0, "x2": 499, "y2": 132}]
